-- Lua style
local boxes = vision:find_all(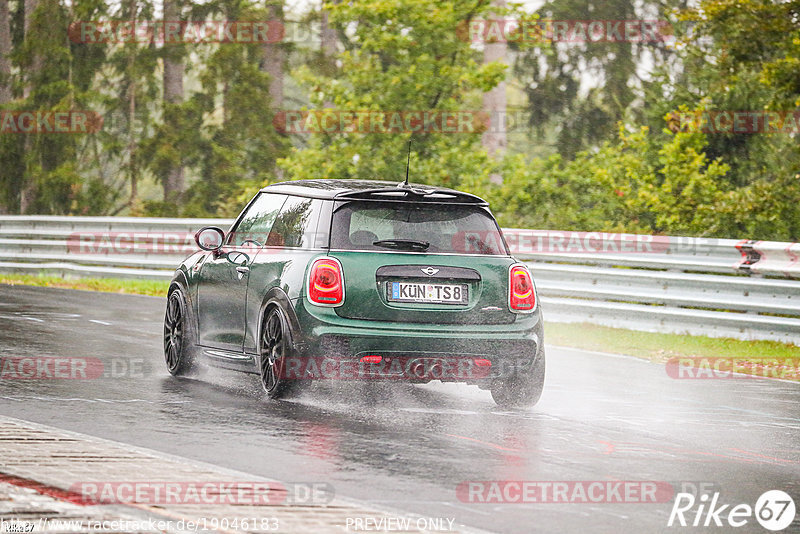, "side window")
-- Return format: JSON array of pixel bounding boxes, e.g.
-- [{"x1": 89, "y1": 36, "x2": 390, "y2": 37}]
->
[
  {"x1": 266, "y1": 196, "x2": 321, "y2": 248},
  {"x1": 227, "y1": 193, "x2": 288, "y2": 247}
]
